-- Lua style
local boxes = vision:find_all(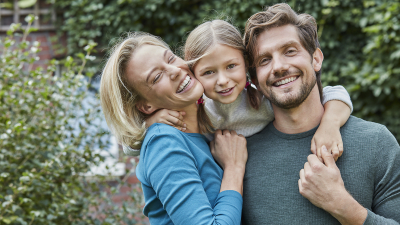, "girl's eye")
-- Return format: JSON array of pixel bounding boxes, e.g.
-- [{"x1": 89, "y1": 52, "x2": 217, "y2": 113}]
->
[
  {"x1": 203, "y1": 70, "x2": 214, "y2": 76},
  {"x1": 227, "y1": 64, "x2": 236, "y2": 69},
  {"x1": 153, "y1": 73, "x2": 162, "y2": 84}
]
